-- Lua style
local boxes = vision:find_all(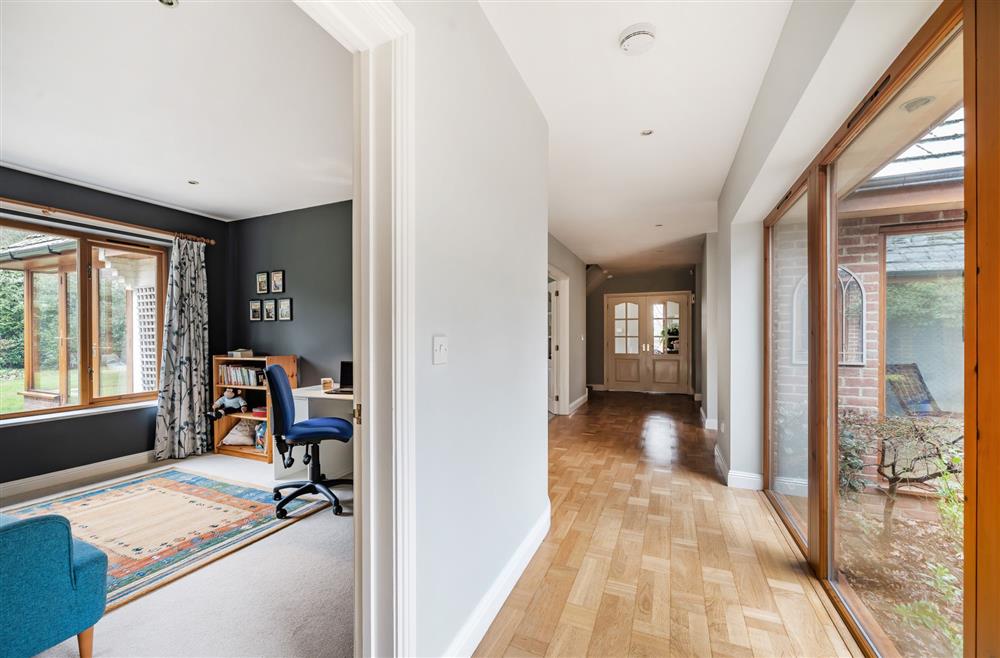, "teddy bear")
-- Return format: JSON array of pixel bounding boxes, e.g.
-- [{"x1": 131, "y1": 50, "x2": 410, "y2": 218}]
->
[{"x1": 206, "y1": 387, "x2": 249, "y2": 421}]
